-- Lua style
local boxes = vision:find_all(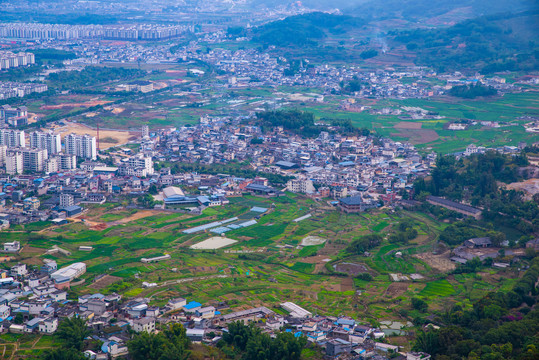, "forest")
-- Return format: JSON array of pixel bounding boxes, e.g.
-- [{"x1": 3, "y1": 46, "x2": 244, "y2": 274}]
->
[
  {"x1": 47, "y1": 66, "x2": 147, "y2": 90},
  {"x1": 414, "y1": 151, "x2": 539, "y2": 237},
  {"x1": 389, "y1": 12, "x2": 539, "y2": 72},
  {"x1": 413, "y1": 258, "x2": 539, "y2": 360},
  {"x1": 448, "y1": 83, "x2": 498, "y2": 99},
  {"x1": 255, "y1": 109, "x2": 370, "y2": 138},
  {"x1": 250, "y1": 12, "x2": 363, "y2": 48}
]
